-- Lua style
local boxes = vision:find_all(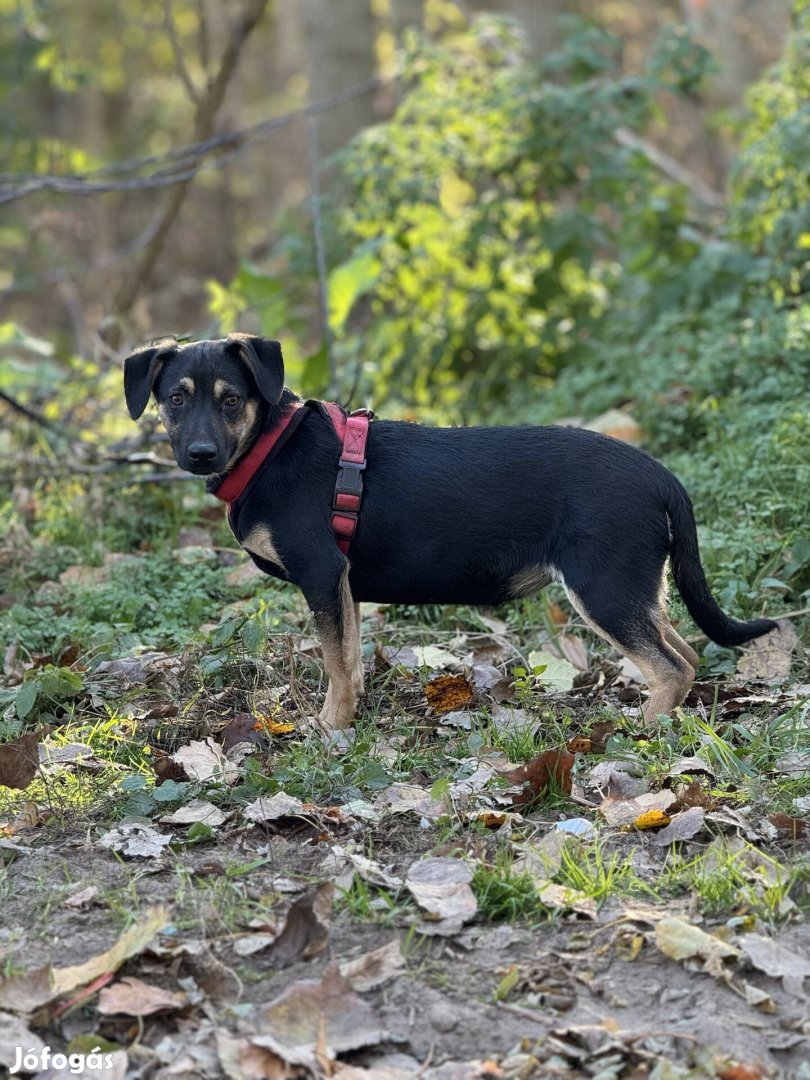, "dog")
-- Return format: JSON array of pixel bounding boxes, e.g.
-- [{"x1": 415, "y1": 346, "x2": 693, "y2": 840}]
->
[{"x1": 124, "y1": 333, "x2": 775, "y2": 731}]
